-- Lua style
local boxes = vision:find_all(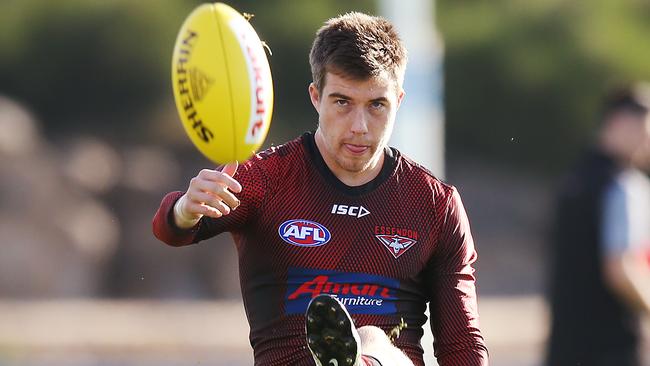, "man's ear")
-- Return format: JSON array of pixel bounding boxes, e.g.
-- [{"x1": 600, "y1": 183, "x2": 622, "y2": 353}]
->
[
  {"x1": 396, "y1": 89, "x2": 405, "y2": 109},
  {"x1": 308, "y1": 82, "x2": 320, "y2": 113}
]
